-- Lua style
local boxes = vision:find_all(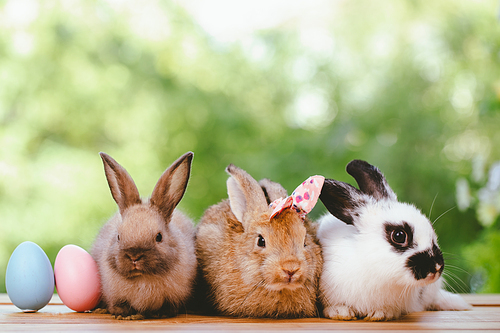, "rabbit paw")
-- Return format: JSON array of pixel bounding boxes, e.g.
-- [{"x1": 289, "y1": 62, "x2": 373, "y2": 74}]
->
[
  {"x1": 324, "y1": 304, "x2": 357, "y2": 320},
  {"x1": 108, "y1": 300, "x2": 135, "y2": 318},
  {"x1": 115, "y1": 314, "x2": 145, "y2": 320},
  {"x1": 364, "y1": 309, "x2": 400, "y2": 321}
]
